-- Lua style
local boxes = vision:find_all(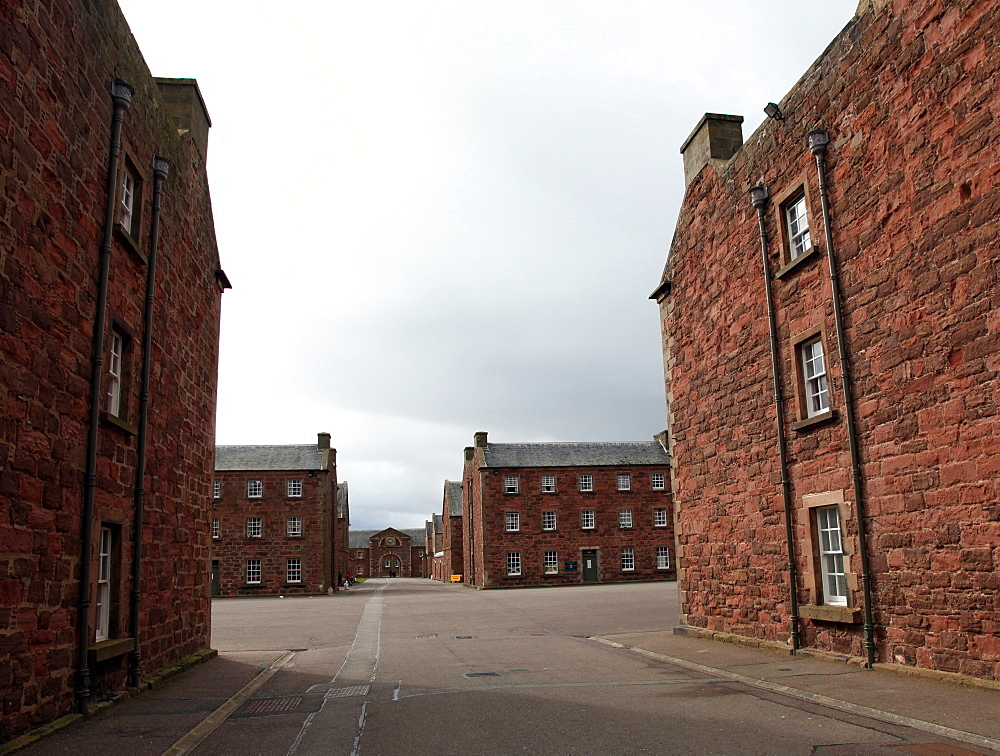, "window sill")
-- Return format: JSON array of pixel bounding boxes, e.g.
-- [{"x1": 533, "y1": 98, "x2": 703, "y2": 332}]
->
[
  {"x1": 89, "y1": 637, "x2": 135, "y2": 664},
  {"x1": 115, "y1": 224, "x2": 147, "y2": 264},
  {"x1": 799, "y1": 604, "x2": 860, "y2": 623},
  {"x1": 775, "y1": 244, "x2": 819, "y2": 279},
  {"x1": 100, "y1": 411, "x2": 137, "y2": 436},
  {"x1": 791, "y1": 409, "x2": 837, "y2": 432}
]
